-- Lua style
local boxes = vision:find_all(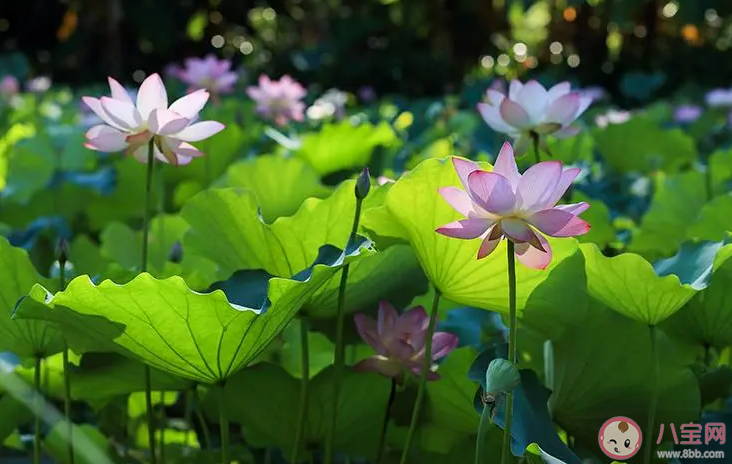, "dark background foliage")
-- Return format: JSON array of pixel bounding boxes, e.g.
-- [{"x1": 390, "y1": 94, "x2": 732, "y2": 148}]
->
[{"x1": 0, "y1": 0, "x2": 731, "y2": 100}]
